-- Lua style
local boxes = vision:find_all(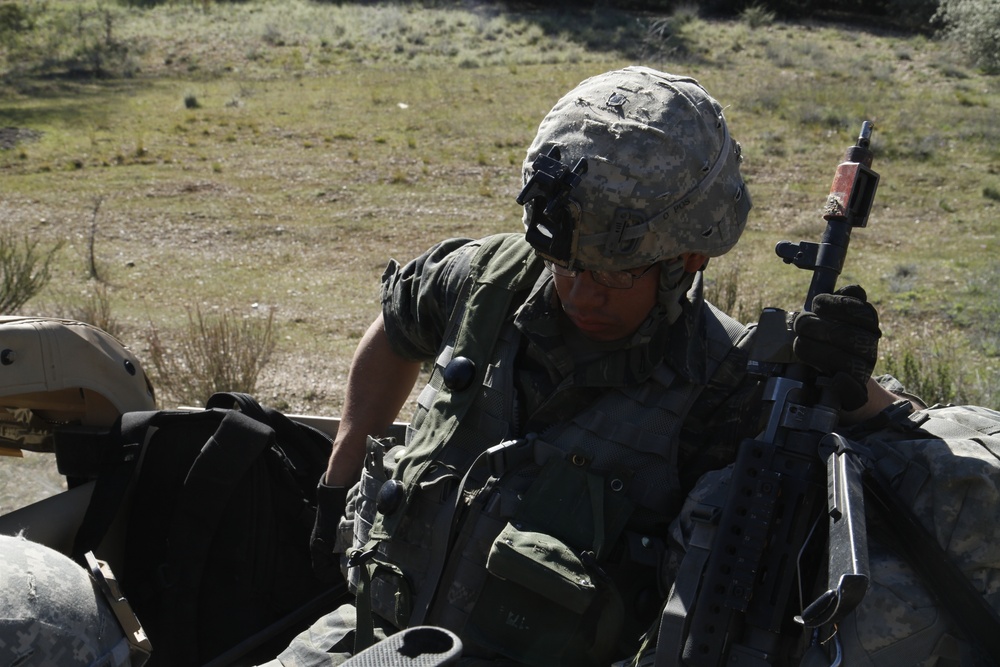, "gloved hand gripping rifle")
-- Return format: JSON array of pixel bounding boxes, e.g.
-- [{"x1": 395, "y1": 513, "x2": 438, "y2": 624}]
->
[{"x1": 677, "y1": 123, "x2": 880, "y2": 666}]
